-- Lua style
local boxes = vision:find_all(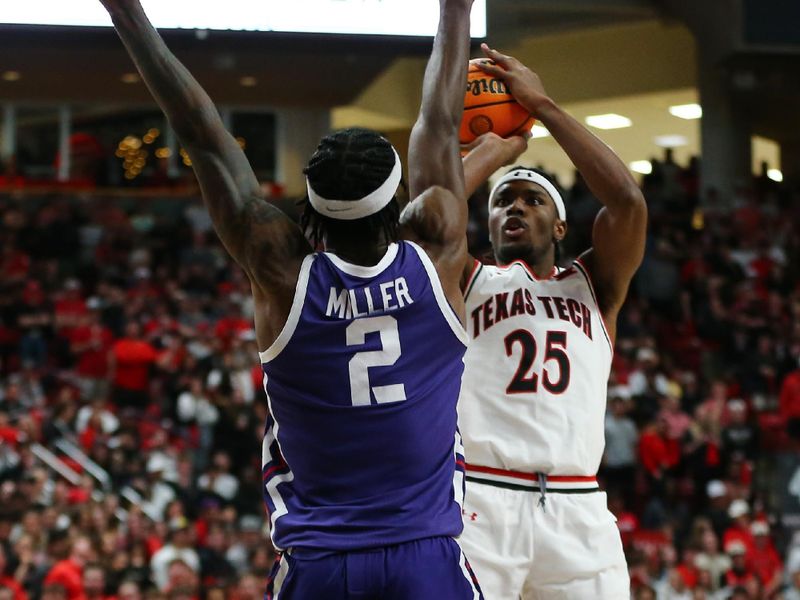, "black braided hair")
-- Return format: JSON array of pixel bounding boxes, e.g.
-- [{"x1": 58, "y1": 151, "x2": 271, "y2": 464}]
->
[
  {"x1": 502, "y1": 165, "x2": 565, "y2": 262},
  {"x1": 300, "y1": 128, "x2": 400, "y2": 248}
]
